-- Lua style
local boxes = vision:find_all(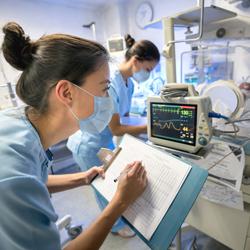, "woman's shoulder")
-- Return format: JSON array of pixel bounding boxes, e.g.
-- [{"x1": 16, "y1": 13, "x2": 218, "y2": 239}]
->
[
  {"x1": 0, "y1": 107, "x2": 47, "y2": 180},
  {"x1": 0, "y1": 107, "x2": 41, "y2": 146},
  {"x1": 111, "y1": 69, "x2": 124, "y2": 85}
]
